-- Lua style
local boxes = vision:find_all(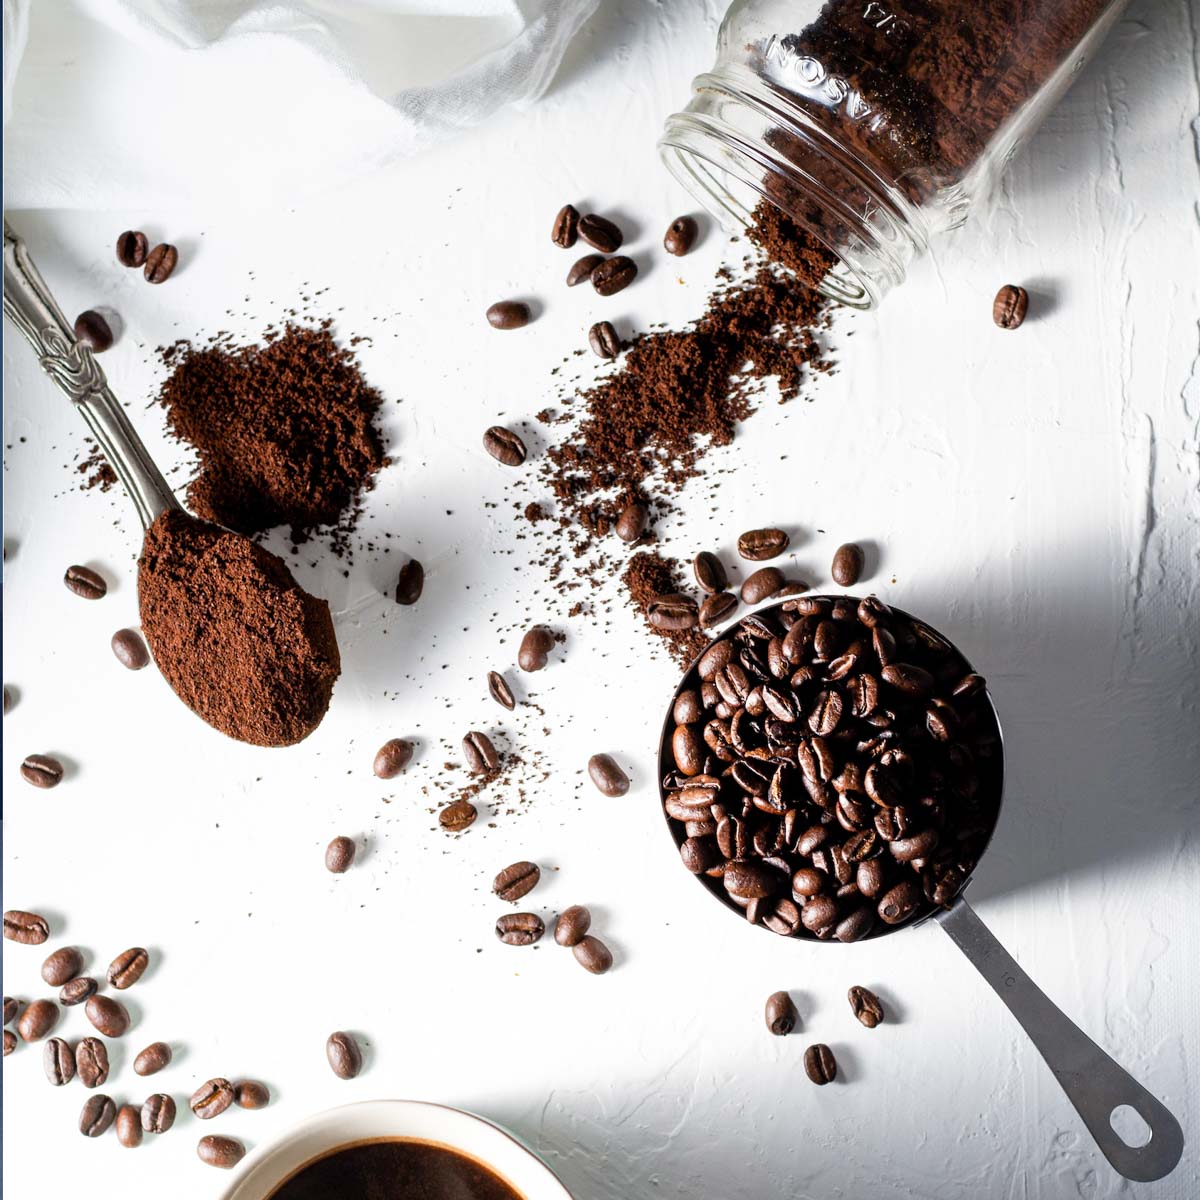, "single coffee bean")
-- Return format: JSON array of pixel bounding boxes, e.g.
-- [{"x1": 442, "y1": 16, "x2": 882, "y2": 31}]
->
[
  {"x1": 116, "y1": 230, "x2": 148, "y2": 267},
  {"x1": 41, "y1": 946, "x2": 83, "y2": 987},
  {"x1": 16, "y1": 999, "x2": 58, "y2": 1042},
  {"x1": 373, "y1": 737, "x2": 413, "y2": 779},
  {"x1": 800, "y1": 895, "x2": 839, "y2": 937},
  {"x1": 572, "y1": 934, "x2": 613, "y2": 974},
  {"x1": 325, "y1": 835, "x2": 356, "y2": 874},
  {"x1": 567, "y1": 253, "x2": 604, "y2": 286},
  {"x1": 483, "y1": 424, "x2": 527, "y2": 465},
  {"x1": 724, "y1": 859, "x2": 784, "y2": 899},
  {"x1": 108, "y1": 947, "x2": 149, "y2": 990},
  {"x1": 80, "y1": 1094, "x2": 117, "y2": 1137},
  {"x1": 881, "y1": 662, "x2": 935, "y2": 697},
  {"x1": 439, "y1": 800, "x2": 477, "y2": 832},
  {"x1": 551, "y1": 203, "x2": 580, "y2": 248},
  {"x1": 133, "y1": 1040, "x2": 172, "y2": 1076},
  {"x1": 764, "y1": 990, "x2": 797, "y2": 1035},
  {"x1": 141, "y1": 1093, "x2": 176, "y2": 1133},
  {"x1": 116, "y1": 1104, "x2": 143, "y2": 1148},
  {"x1": 60, "y1": 976, "x2": 97, "y2": 1006},
  {"x1": 495, "y1": 913, "x2": 544, "y2": 946},
  {"x1": 614, "y1": 500, "x2": 647, "y2": 542},
  {"x1": 551, "y1": 908, "x2": 590, "y2": 951},
  {"x1": 740, "y1": 567, "x2": 784, "y2": 605},
  {"x1": 738, "y1": 528, "x2": 789, "y2": 561},
  {"x1": 699, "y1": 592, "x2": 738, "y2": 629},
  {"x1": 589, "y1": 320, "x2": 621, "y2": 361},
  {"x1": 487, "y1": 670, "x2": 515, "y2": 710},
  {"x1": 74, "y1": 310, "x2": 114, "y2": 353},
  {"x1": 493, "y1": 861, "x2": 541, "y2": 902},
  {"x1": 834, "y1": 906, "x2": 876, "y2": 942},
  {"x1": 395, "y1": 559, "x2": 424, "y2": 605},
  {"x1": 20, "y1": 754, "x2": 64, "y2": 789},
  {"x1": 578, "y1": 213, "x2": 623, "y2": 253},
  {"x1": 327, "y1": 1030, "x2": 363, "y2": 1079},
  {"x1": 663, "y1": 215, "x2": 699, "y2": 256},
  {"x1": 43, "y1": 1037, "x2": 75, "y2": 1085},
  {"x1": 198, "y1": 1135, "x2": 246, "y2": 1169},
  {"x1": 671, "y1": 724, "x2": 705, "y2": 776},
  {"x1": 463, "y1": 730, "x2": 500, "y2": 775},
  {"x1": 592, "y1": 255, "x2": 637, "y2": 296},
  {"x1": 878, "y1": 879, "x2": 922, "y2": 925},
  {"x1": 803, "y1": 1043, "x2": 837, "y2": 1085},
  {"x1": 235, "y1": 1079, "x2": 271, "y2": 1109},
  {"x1": 3, "y1": 1030, "x2": 15, "y2": 1055},
  {"x1": 3, "y1": 996, "x2": 16, "y2": 1025},
  {"x1": 693, "y1": 551, "x2": 728, "y2": 594},
  {"x1": 587, "y1": 752, "x2": 630, "y2": 797},
  {"x1": 831, "y1": 542, "x2": 865, "y2": 587},
  {"x1": 143, "y1": 243, "x2": 178, "y2": 284},
  {"x1": 647, "y1": 593, "x2": 698, "y2": 631},
  {"x1": 993, "y1": 283, "x2": 1029, "y2": 329},
  {"x1": 848, "y1": 985, "x2": 884, "y2": 1028},
  {"x1": 485, "y1": 300, "x2": 531, "y2": 330},
  {"x1": 64, "y1": 564, "x2": 107, "y2": 599},
  {"x1": 4, "y1": 909, "x2": 50, "y2": 943},
  {"x1": 77, "y1": 1036, "x2": 110, "y2": 1086},
  {"x1": 518, "y1": 625, "x2": 555, "y2": 671},
  {"x1": 953, "y1": 672, "x2": 987, "y2": 699},
  {"x1": 111, "y1": 628, "x2": 150, "y2": 670},
  {"x1": 85, "y1": 994, "x2": 129, "y2": 1038},
  {"x1": 191, "y1": 1077, "x2": 235, "y2": 1119}
]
